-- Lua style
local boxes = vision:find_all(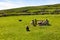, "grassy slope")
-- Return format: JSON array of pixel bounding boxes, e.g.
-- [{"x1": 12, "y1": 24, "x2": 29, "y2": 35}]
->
[
  {"x1": 0, "y1": 4, "x2": 60, "y2": 15},
  {"x1": 0, "y1": 15, "x2": 60, "y2": 40}
]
